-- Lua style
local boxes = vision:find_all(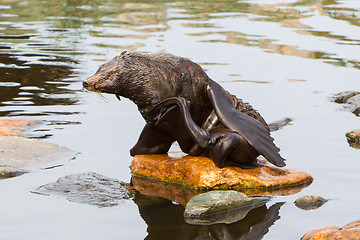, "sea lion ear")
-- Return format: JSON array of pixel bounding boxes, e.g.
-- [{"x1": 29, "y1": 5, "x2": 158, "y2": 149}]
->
[{"x1": 120, "y1": 51, "x2": 127, "y2": 56}]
